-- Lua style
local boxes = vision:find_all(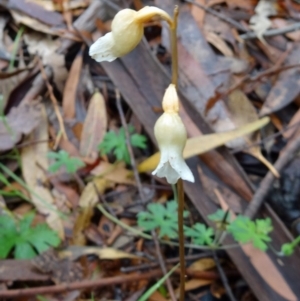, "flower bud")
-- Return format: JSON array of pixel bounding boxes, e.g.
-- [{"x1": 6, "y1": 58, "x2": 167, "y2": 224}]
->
[
  {"x1": 89, "y1": 7, "x2": 172, "y2": 62},
  {"x1": 152, "y1": 85, "x2": 194, "y2": 184}
]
